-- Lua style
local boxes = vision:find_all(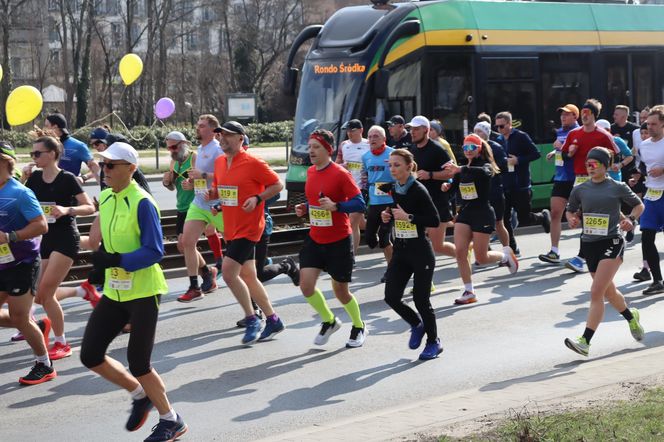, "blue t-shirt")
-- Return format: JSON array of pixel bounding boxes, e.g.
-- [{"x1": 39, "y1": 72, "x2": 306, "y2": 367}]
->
[
  {"x1": 59, "y1": 136, "x2": 93, "y2": 176},
  {"x1": 0, "y1": 178, "x2": 43, "y2": 270},
  {"x1": 554, "y1": 124, "x2": 578, "y2": 182},
  {"x1": 361, "y1": 146, "x2": 395, "y2": 206},
  {"x1": 608, "y1": 136, "x2": 633, "y2": 182}
]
